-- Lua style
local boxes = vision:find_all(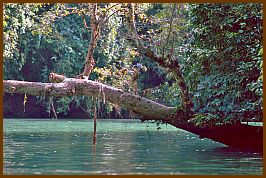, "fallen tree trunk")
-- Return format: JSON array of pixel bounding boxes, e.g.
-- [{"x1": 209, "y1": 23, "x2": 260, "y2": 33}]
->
[
  {"x1": 3, "y1": 78, "x2": 262, "y2": 149},
  {"x1": 4, "y1": 78, "x2": 177, "y2": 119}
]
